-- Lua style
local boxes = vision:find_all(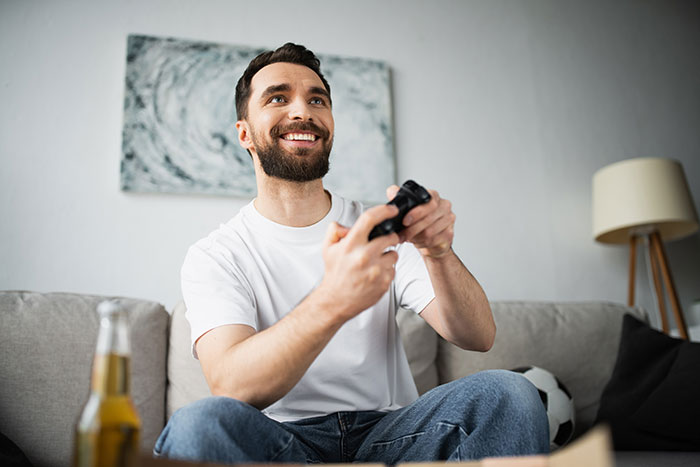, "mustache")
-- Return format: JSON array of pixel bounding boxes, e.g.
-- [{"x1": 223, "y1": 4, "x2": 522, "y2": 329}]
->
[{"x1": 270, "y1": 122, "x2": 330, "y2": 140}]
